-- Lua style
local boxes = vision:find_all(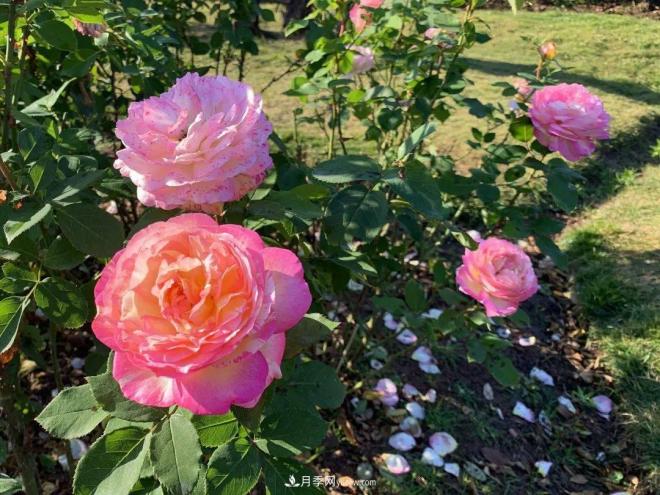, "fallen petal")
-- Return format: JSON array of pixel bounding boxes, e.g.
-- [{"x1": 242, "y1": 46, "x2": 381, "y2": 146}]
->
[
  {"x1": 496, "y1": 327, "x2": 511, "y2": 339},
  {"x1": 405, "y1": 402, "x2": 425, "y2": 420},
  {"x1": 396, "y1": 329, "x2": 418, "y2": 345},
  {"x1": 402, "y1": 384, "x2": 420, "y2": 398},
  {"x1": 389, "y1": 432, "x2": 416, "y2": 451},
  {"x1": 535, "y1": 460, "x2": 552, "y2": 477},
  {"x1": 69, "y1": 439, "x2": 88, "y2": 460},
  {"x1": 558, "y1": 395, "x2": 577, "y2": 414},
  {"x1": 530, "y1": 367, "x2": 555, "y2": 386},
  {"x1": 483, "y1": 383, "x2": 494, "y2": 401},
  {"x1": 383, "y1": 454, "x2": 411, "y2": 475},
  {"x1": 374, "y1": 379, "x2": 399, "y2": 407},
  {"x1": 370, "y1": 359, "x2": 384, "y2": 370},
  {"x1": 430, "y1": 432, "x2": 458, "y2": 456},
  {"x1": 347, "y1": 280, "x2": 364, "y2": 292},
  {"x1": 518, "y1": 336, "x2": 536, "y2": 347},
  {"x1": 422, "y1": 388, "x2": 437, "y2": 403},
  {"x1": 421, "y1": 447, "x2": 444, "y2": 467},
  {"x1": 383, "y1": 313, "x2": 399, "y2": 331},
  {"x1": 592, "y1": 395, "x2": 613, "y2": 415},
  {"x1": 513, "y1": 401, "x2": 536, "y2": 423},
  {"x1": 422, "y1": 308, "x2": 443, "y2": 320},
  {"x1": 71, "y1": 357, "x2": 85, "y2": 370},
  {"x1": 419, "y1": 362, "x2": 441, "y2": 374},
  {"x1": 412, "y1": 346, "x2": 433, "y2": 363},
  {"x1": 444, "y1": 462, "x2": 460, "y2": 477},
  {"x1": 400, "y1": 416, "x2": 423, "y2": 437}
]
